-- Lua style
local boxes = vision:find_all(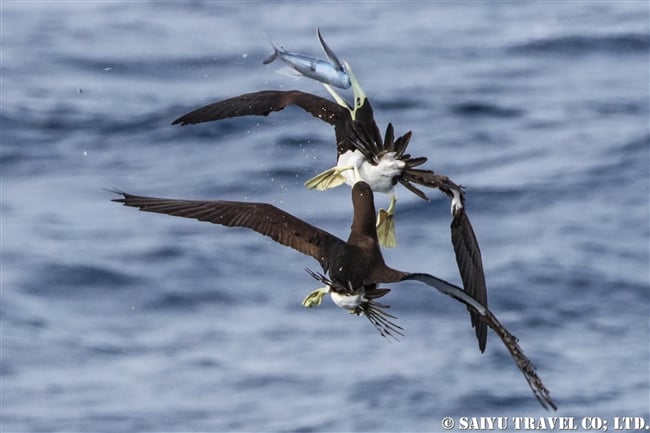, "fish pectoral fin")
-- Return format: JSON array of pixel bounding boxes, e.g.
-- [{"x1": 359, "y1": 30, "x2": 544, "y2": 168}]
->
[
  {"x1": 304, "y1": 167, "x2": 346, "y2": 191},
  {"x1": 376, "y1": 208, "x2": 397, "y2": 248},
  {"x1": 317, "y1": 28, "x2": 345, "y2": 71},
  {"x1": 302, "y1": 287, "x2": 329, "y2": 308}
]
